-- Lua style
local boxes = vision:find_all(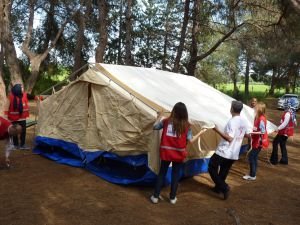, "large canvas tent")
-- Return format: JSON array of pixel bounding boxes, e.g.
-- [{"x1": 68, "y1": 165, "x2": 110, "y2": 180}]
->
[{"x1": 34, "y1": 63, "x2": 276, "y2": 185}]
